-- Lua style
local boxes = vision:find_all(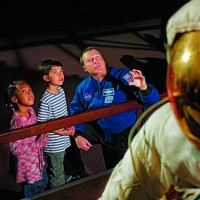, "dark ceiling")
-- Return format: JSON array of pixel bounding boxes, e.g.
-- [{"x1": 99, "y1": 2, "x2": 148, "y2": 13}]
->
[{"x1": 0, "y1": 0, "x2": 189, "y2": 36}]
